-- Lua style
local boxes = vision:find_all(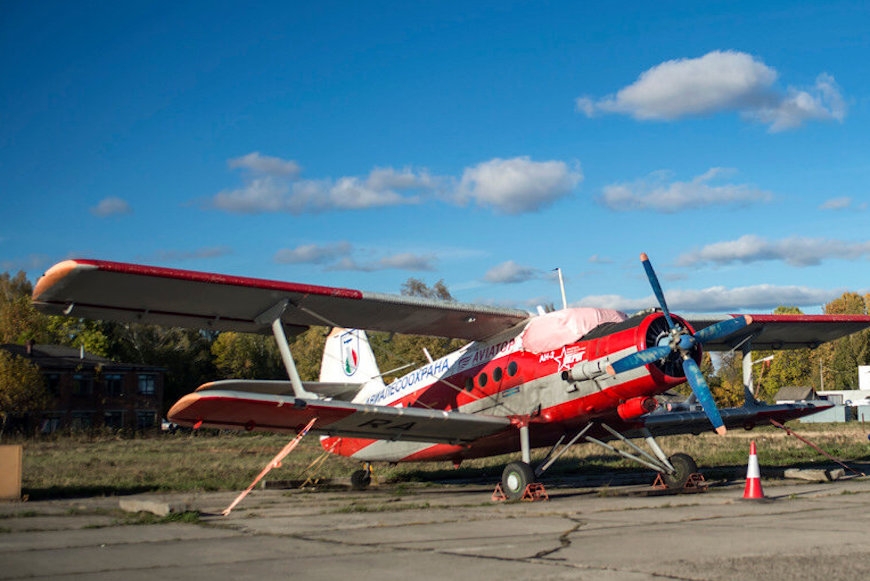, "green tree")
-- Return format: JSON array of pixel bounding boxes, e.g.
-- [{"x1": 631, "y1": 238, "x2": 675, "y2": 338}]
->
[
  {"x1": 0, "y1": 271, "x2": 49, "y2": 344},
  {"x1": 710, "y1": 350, "x2": 744, "y2": 407},
  {"x1": 211, "y1": 331, "x2": 283, "y2": 380},
  {"x1": 0, "y1": 350, "x2": 50, "y2": 437},
  {"x1": 289, "y1": 327, "x2": 329, "y2": 381},
  {"x1": 752, "y1": 306, "x2": 815, "y2": 401},
  {"x1": 400, "y1": 278, "x2": 454, "y2": 301},
  {"x1": 821, "y1": 292, "x2": 870, "y2": 389},
  {"x1": 105, "y1": 323, "x2": 218, "y2": 412},
  {"x1": 46, "y1": 317, "x2": 111, "y2": 357}
]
